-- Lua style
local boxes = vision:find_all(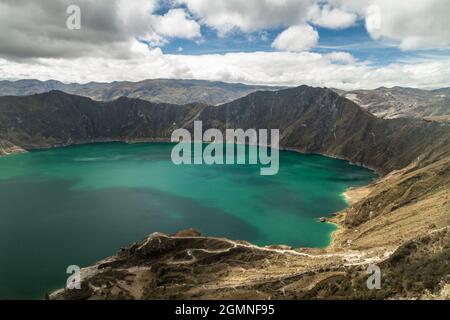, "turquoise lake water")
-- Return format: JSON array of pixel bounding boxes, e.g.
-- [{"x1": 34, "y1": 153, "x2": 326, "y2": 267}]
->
[{"x1": 0, "y1": 142, "x2": 376, "y2": 299}]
